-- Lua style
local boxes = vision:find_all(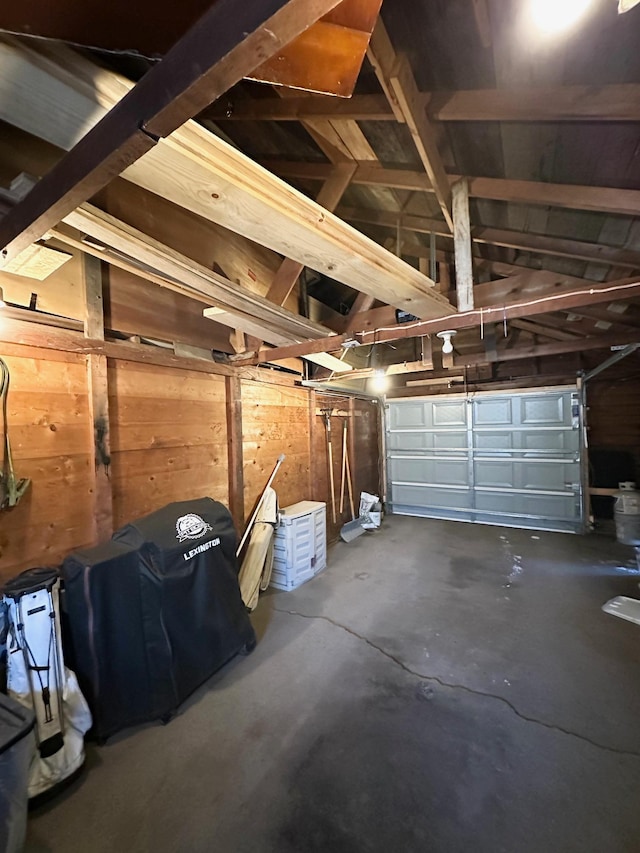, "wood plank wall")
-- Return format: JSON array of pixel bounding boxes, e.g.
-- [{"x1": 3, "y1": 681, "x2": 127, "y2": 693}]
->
[
  {"x1": 241, "y1": 381, "x2": 312, "y2": 519},
  {"x1": 108, "y1": 361, "x2": 229, "y2": 529},
  {"x1": 0, "y1": 348, "x2": 95, "y2": 575},
  {"x1": 311, "y1": 396, "x2": 381, "y2": 542},
  {"x1": 0, "y1": 348, "x2": 382, "y2": 583},
  {"x1": 586, "y1": 375, "x2": 640, "y2": 479}
]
